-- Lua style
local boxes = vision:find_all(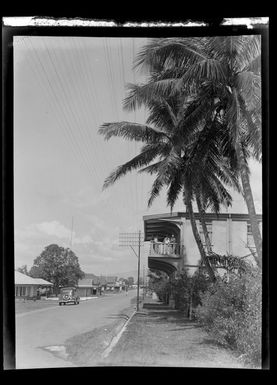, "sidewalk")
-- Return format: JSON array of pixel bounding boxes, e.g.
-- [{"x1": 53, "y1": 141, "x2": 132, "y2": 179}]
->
[{"x1": 102, "y1": 298, "x2": 246, "y2": 368}]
